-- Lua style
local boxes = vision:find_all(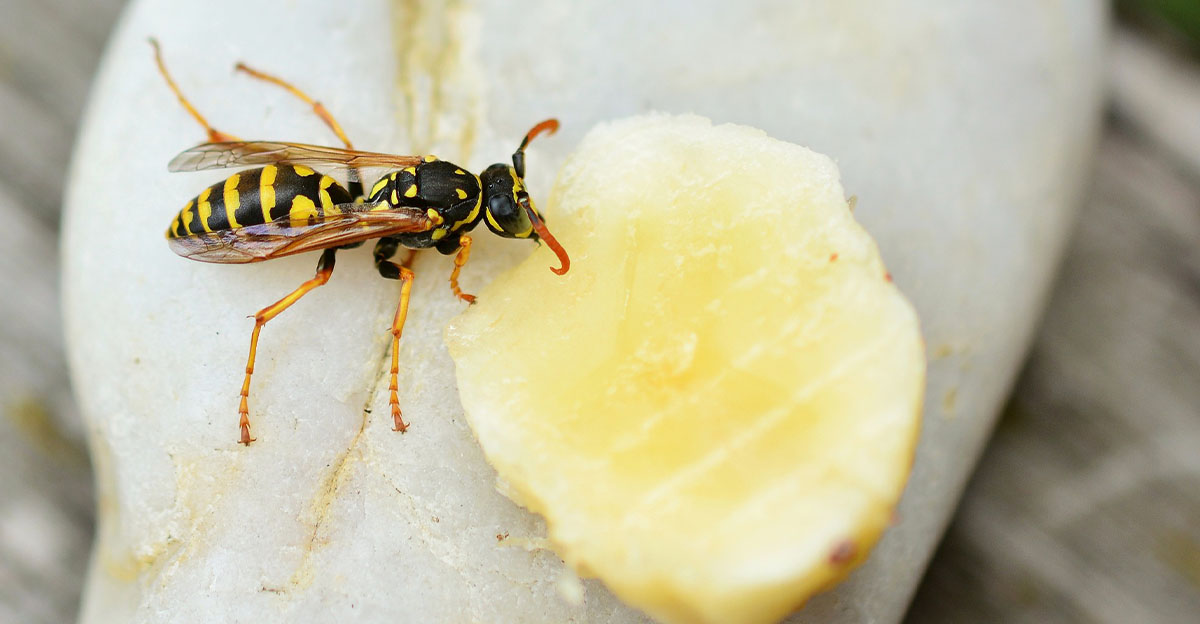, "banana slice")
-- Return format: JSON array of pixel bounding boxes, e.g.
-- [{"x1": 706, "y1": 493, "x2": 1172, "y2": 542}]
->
[{"x1": 446, "y1": 114, "x2": 924, "y2": 624}]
